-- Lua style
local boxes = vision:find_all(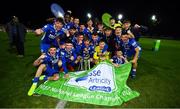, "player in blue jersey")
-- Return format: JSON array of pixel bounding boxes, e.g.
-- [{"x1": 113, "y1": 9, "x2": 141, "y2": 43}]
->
[
  {"x1": 60, "y1": 40, "x2": 77, "y2": 78},
  {"x1": 32, "y1": 46, "x2": 62, "y2": 84},
  {"x1": 73, "y1": 17, "x2": 80, "y2": 31},
  {"x1": 79, "y1": 37, "x2": 95, "y2": 70},
  {"x1": 35, "y1": 18, "x2": 65, "y2": 54},
  {"x1": 90, "y1": 32, "x2": 100, "y2": 47},
  {"x1": 121, "y1": 33, "x2": 141, "y2": 78},
  {"x1": 79, "y1": 23, "x2": 91, "y2": 37}
]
